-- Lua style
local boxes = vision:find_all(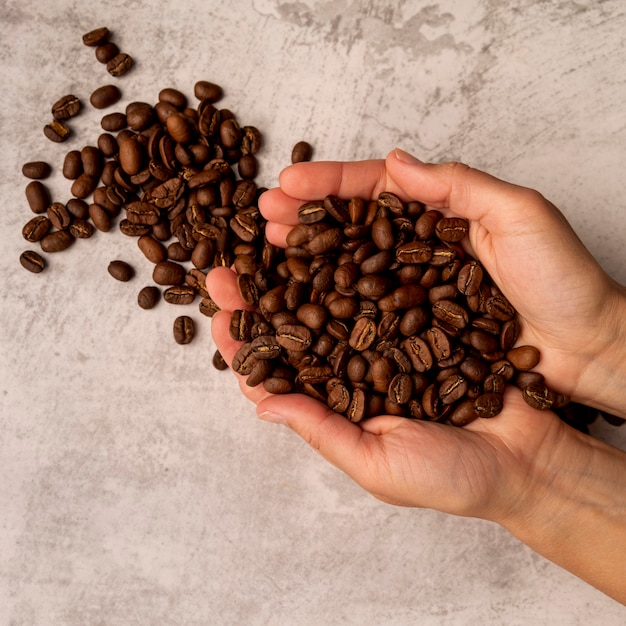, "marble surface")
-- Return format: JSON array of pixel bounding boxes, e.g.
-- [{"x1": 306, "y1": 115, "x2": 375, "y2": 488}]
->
[{"x1": 1, "y1": 1, "x2": 626, "y2": 624}]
